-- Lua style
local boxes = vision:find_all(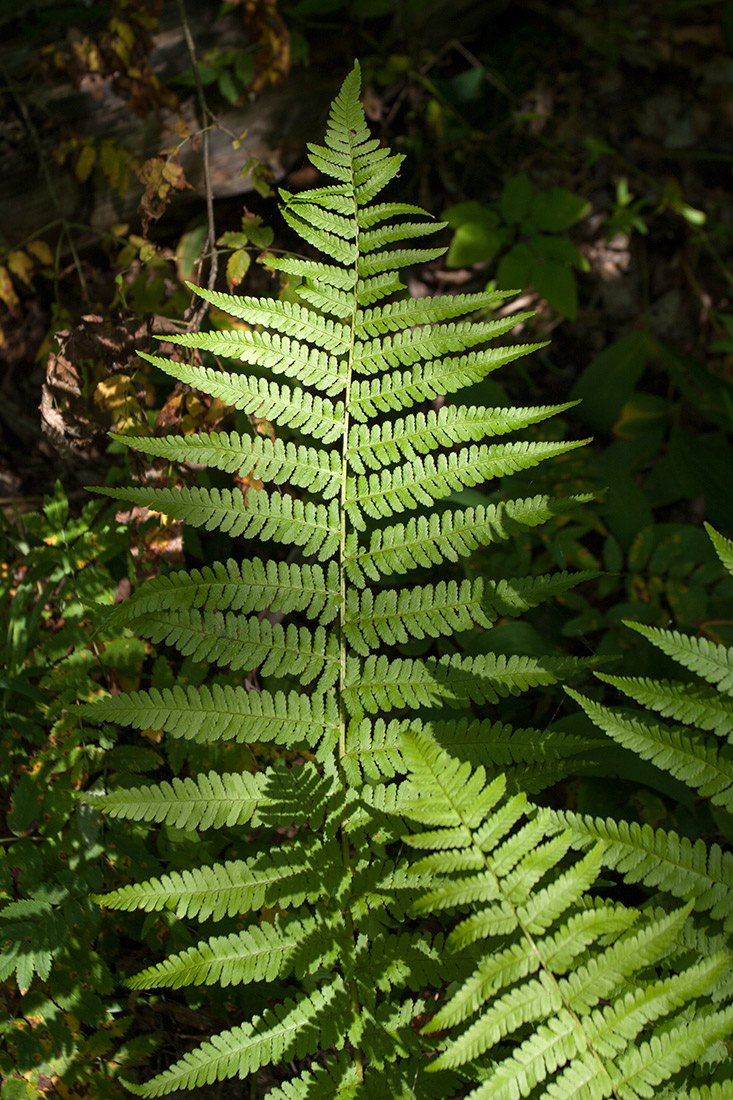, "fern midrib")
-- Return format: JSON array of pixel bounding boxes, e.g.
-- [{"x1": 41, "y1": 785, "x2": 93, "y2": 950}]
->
[
  {"x1": 337, "y1": 135, "x2": 365, "y2": 1083},
  {"x1": 439, "y1": 780, "x2": 623, "y2": 1097}
]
